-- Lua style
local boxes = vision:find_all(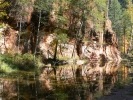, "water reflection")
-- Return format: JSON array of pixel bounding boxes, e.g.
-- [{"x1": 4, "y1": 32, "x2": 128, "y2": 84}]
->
[{"x1": 0, "y1": 61, "x2": 131, "y2": 100}]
